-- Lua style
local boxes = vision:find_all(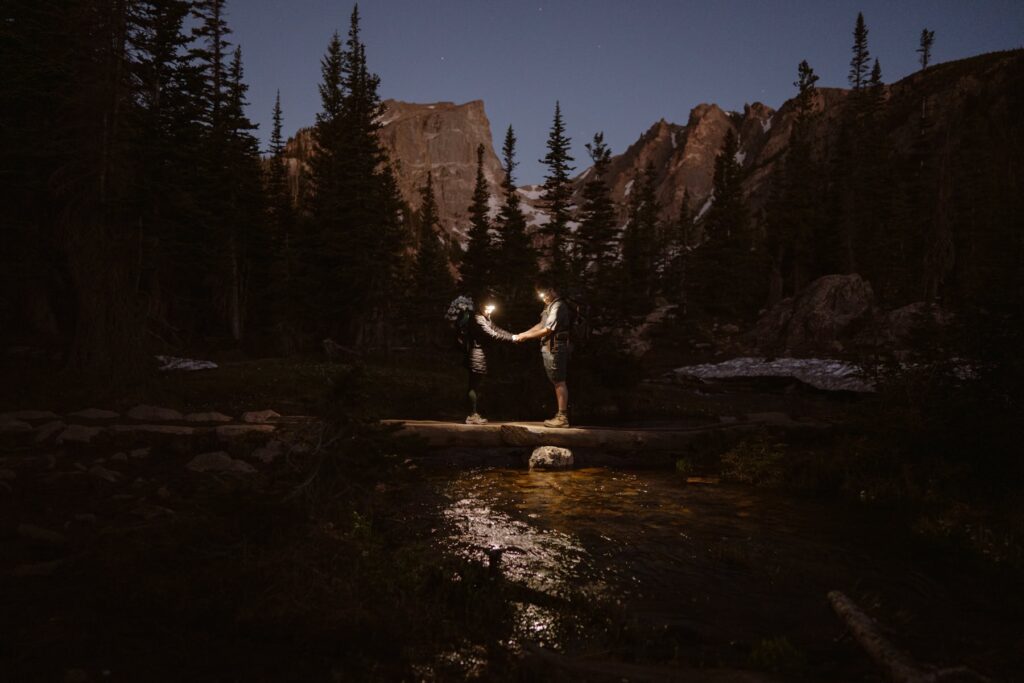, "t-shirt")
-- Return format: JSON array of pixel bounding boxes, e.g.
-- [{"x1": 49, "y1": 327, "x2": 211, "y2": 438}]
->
[{"x1": 541, "y1": 299, "x2": 571, "y2": 333}]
